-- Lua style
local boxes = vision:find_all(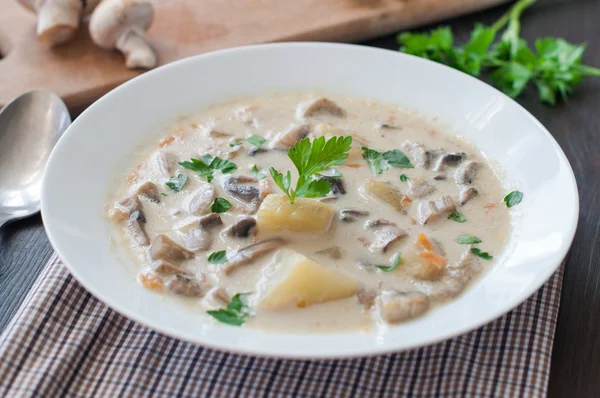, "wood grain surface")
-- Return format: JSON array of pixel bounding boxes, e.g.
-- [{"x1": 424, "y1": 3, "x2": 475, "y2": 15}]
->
[
  {"x1": 0, "y1": 0, "x2": 509, "y2": 111},
  {"x1": 1, "y1": 0, "x2": 599, "y2": 396}
]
